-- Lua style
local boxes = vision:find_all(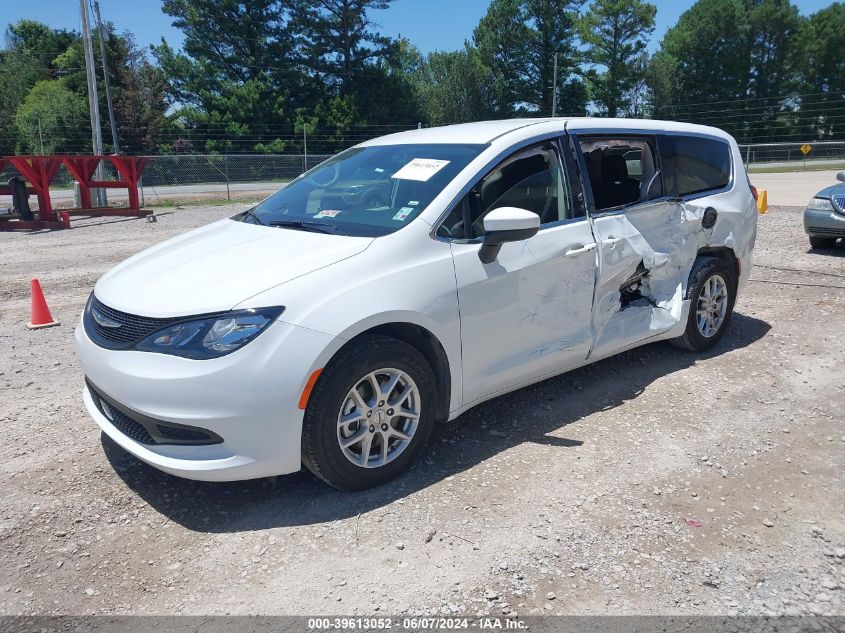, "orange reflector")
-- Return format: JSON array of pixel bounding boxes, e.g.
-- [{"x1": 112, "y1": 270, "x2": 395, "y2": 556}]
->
[{"x1": 298, "y1": 369, "x2": 323, "y2": 409}]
